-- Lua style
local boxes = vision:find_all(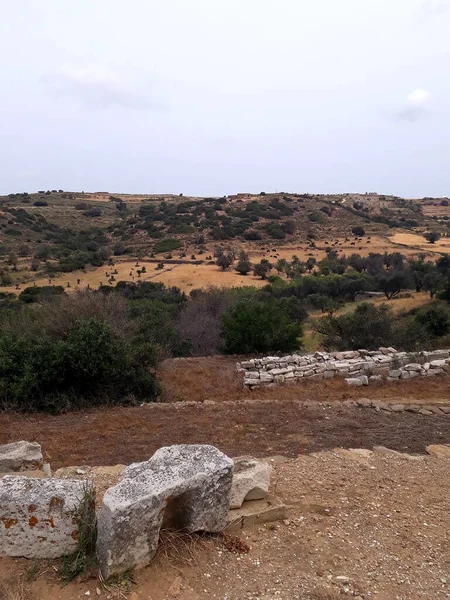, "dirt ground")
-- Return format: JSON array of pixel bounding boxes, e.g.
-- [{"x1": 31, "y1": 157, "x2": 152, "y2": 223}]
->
[
  {"x1": 388, "y1": 232, "x2": 450, "y2": 254},
  {"x1": 2, "y1": 449, "x2": 450, "y2": 600},
  {"x1": 2, "y1": 359, "x2": 450, "y2": 469}
]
